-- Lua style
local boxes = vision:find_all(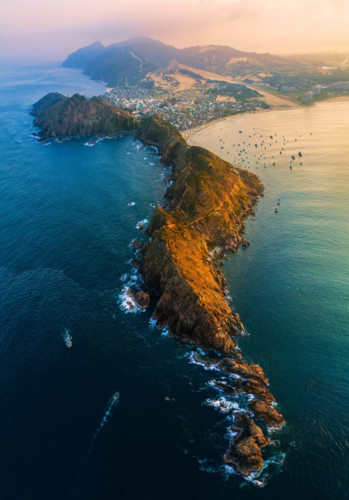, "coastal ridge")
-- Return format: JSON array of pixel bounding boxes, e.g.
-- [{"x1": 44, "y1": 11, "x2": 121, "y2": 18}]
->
[{"x1": 32, "y1": 93, "x2": 285, "y2": 476}]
